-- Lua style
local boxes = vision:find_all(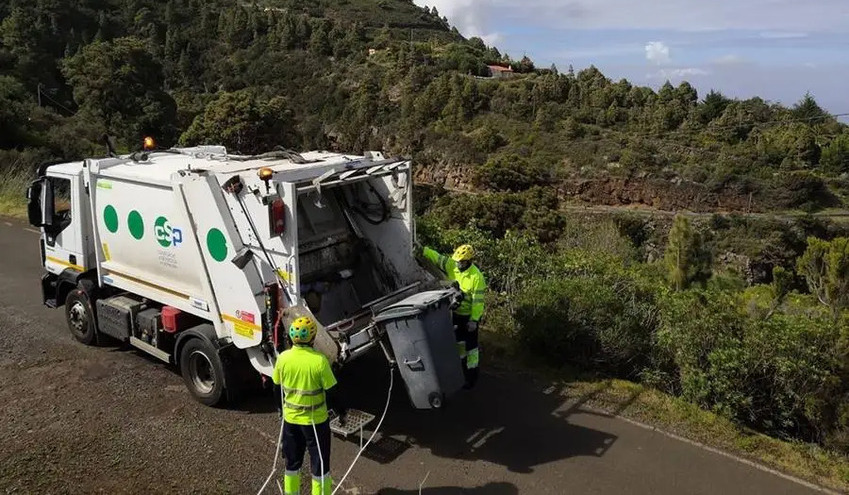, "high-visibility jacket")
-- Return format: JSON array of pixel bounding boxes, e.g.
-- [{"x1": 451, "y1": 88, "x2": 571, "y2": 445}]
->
[
  {"x1": 423, "y1": 246, "x2": 486, "y2": 322},
  {"x1": 271, "y1": 345, "x2": 337, "y2": 425}
]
